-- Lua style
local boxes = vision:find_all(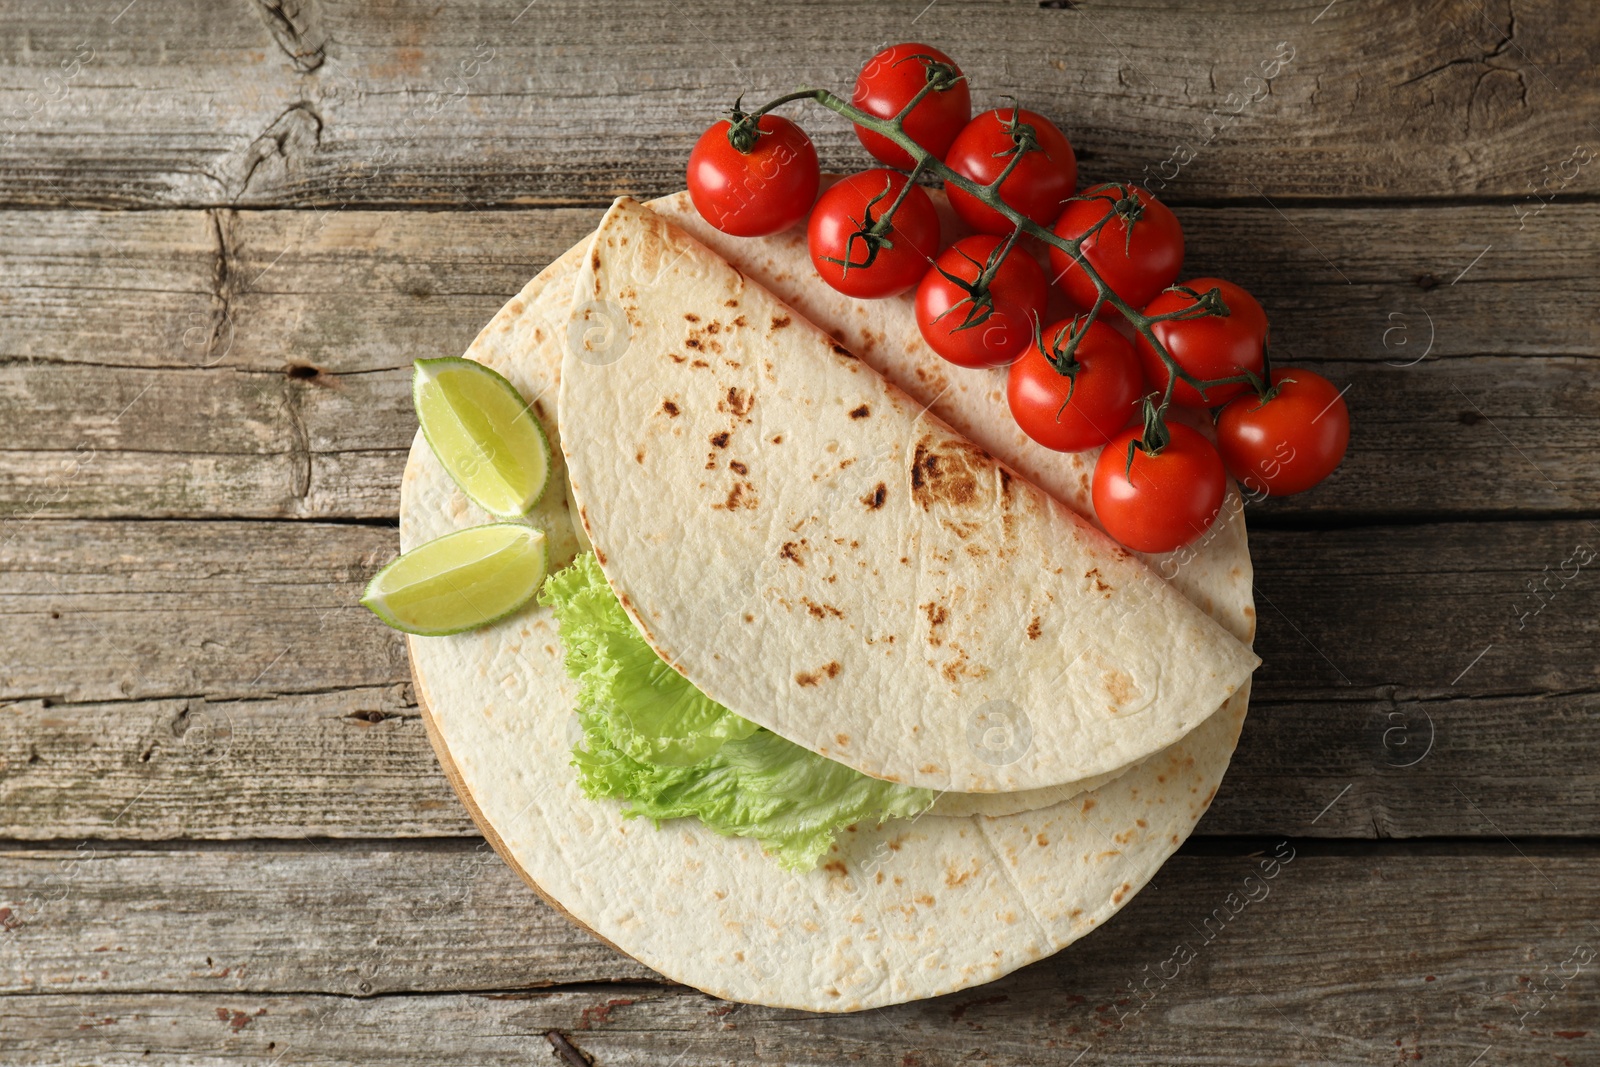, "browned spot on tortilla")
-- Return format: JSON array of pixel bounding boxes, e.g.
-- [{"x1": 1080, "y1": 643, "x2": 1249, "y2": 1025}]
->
[
  {"x1": 729, "y1": 460, "x2": 748, "y2": 475},
  {"x1": 1080, "y1": 797, "x2": 1097, "y2": 813},
  {"x1": 1027, "y1": 617, "x2": 1042, "y2": 640},
  {"x1": 593, "y1": 546, "x2": 606, "y2": 565},
  {"x1": 1112, "y1": 882, "x2": 1131, "y2": 905},
  {"x1": 849, "y1": 404, "x2": 871, "y2": 419},
  {"x1": 590, "y1": 250, "x2": 601, "y2": 271},
  {"x1": 1203, "y1": 786, "x2": 1217, "y2": 805},
  {"x1": 862, "y1": 483, "x2": 887, "y2": 510},
  {"x1": 721, "y1": 482, "x2": 758, "y2": 510},
  {"x1": 780, "y1": 541, "x2": 805, "y2": 566},
  {"x1": 821, "y1": 860, "x2": 848, "y2": 877},
  {"x1": 705, "y1": 320, "x2": 721, "y2": 335},
  {"x1": 1104, "y1": 669, "x2": 1137, "y2": 707},
  {"x1": 710, "y1": 432, "x2": 730, "y2": 449},
  {"x1": 661, "y1": 400, "x2": 680, "y2": 417},
  {"x1": 733, "y1": 315, "x2": 747, "y2": 328},
  {"x1": 945, "y1": 862, "x2": 978, "y2": 888},
  {"x1": 910, "y1": 435, "x2": 990, "y2": 511},
  {"x1": 668, "y1": 353, "x2": 686, "y2": 363},
  {"x1": 685, "y1": 312, "x2": 700, "y2": 323},
  {"x1": 691, "y1": 359, "x2": 709, "y2": 369},
  {"x1": 923, "y1": 602, "x2": 948, "y2": 627},
  {"x1": 940, "y1": 649, "x2": 987, "y2": 682},
  {"x1": 915, "y1": 894, "x2": 935, "y2": 907},
  {"x1": 945, "y1": 520, "x2": 982, "y2": 540},
  {"x1": 830, "y1": 341, "x2": 856, "y2": 360},
  {"x1": 1136, "y1": 818, "x2": 1148, "y2": 828},
  {"x1": 720, "y1": 387, "x2": 752, "y2": 418},
  {"x1": 771, "y1": 434, "x2": 784, "y2": 444},
  {"x1": 743, "y1": 613, "x2": 754, "y2": 622},
  {"x1": 875, "y1": 871, "x2": 884, "y2": 884},
  {"x1": 802, "y1": 597, "x2": 844, "y2": 620},
  {"x1": 685, "y1": 337, "x2": 702, "y2": 350},
  {"x1": 770, "y1": 314, "x2": 791, "y2": 331},
  {"x1": 795, "y1": 661, "x2": 842, "y2": 686},
  {"x1": 634, "y1": 450, "x2": 644, "y2": 463},
  {"x1": 1036, "y1": 834, "x2": 1049, "y2": 847},
  {"x1": 1087, "y1": 567, "x2": 1112, "y2": 593},
  {"x1": 725, "y1": 298, "x2": 739, "y2": 308}
]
